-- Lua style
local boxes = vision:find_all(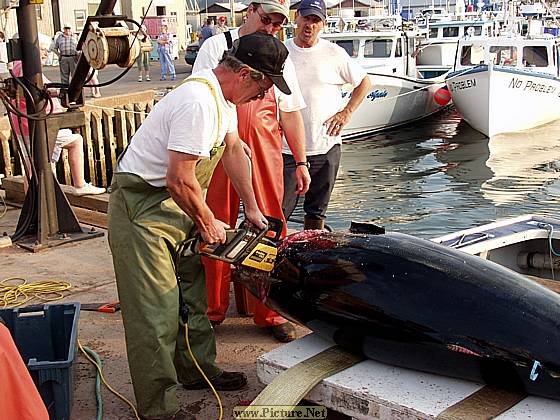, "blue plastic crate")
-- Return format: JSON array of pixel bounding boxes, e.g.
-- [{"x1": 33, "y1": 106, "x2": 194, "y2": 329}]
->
[{"x1": 0, "y1": 303, "x2": 80, "y2": 420}]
